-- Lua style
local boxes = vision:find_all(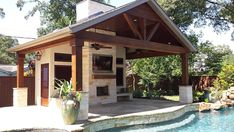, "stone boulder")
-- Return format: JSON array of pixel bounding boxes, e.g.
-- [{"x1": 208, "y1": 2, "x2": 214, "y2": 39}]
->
[
  {"x1": 230, "y1": 87, "x2": 234, "y2": 91},
  {"x1": 229, "y1": 94, "x2": 234, "y2": 100},
  {"x1": 199, "y1": 103, "x2": 212, "y2": 112},
  {"x1": 210, "y1": 102, "x2": 225, "y2": 110},
  {"x1": 222, "y1": 99, "x2": 234, "y2": 107}
]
